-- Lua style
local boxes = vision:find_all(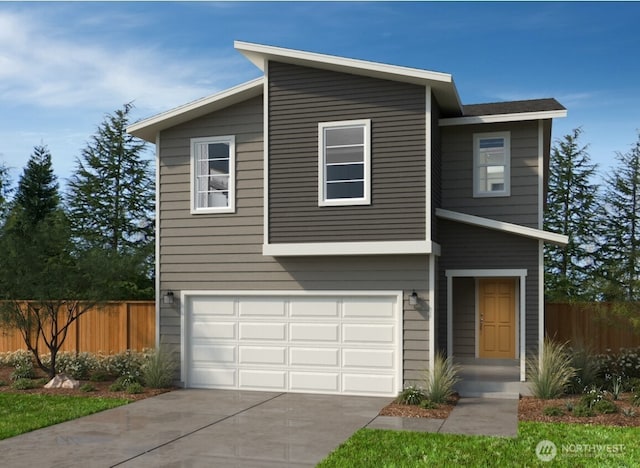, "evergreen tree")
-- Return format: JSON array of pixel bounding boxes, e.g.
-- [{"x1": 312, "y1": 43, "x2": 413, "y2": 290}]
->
[
  {"x1": 544, "y1": 128, "x2": 600, "y2": 301},
  {"x1": 10, "y1": 144, "x2": 59, "y2": 227},
  {"x1": 598, "y1": 132, "x2": 640, "y2": 301},
  {"x1": 67, "y1": 103, "x2": 154, "y2": 297}
]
